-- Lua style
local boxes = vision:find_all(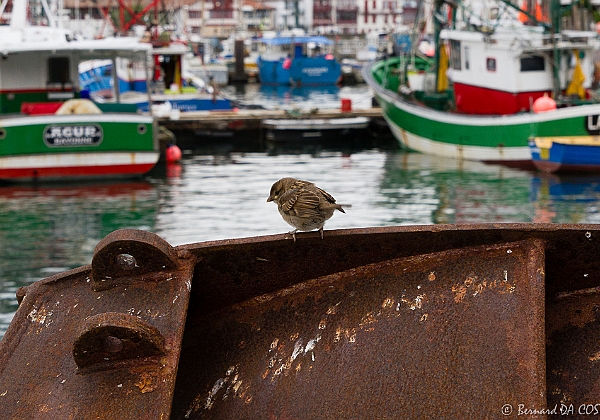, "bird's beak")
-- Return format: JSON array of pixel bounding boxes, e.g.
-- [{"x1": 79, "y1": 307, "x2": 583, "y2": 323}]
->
[{"x1": 267, "y1": 196, "x2": 273, "y2": 202}]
